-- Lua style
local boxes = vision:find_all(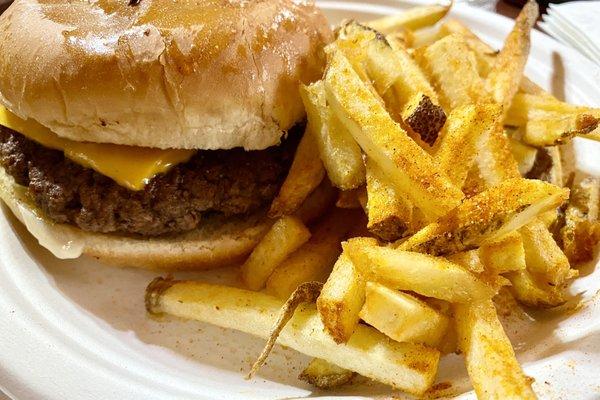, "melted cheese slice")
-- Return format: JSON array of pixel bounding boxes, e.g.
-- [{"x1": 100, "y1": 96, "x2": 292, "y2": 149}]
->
[{"x1": 0, "y1": 106, "x2": 195, "y2": 190}]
